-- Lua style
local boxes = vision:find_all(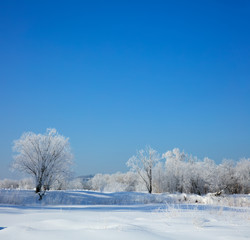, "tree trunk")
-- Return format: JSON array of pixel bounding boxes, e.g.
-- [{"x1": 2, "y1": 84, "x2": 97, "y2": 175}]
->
[
  {"x1": 35, "y1": 184, "x2": 42, "y2": 193},
  {"x1": 149, "y1": 186, "x2": 152, "y2": 194},
  {"x1": 149, "y1": 168, "x2": 152, "y2": 194}
]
